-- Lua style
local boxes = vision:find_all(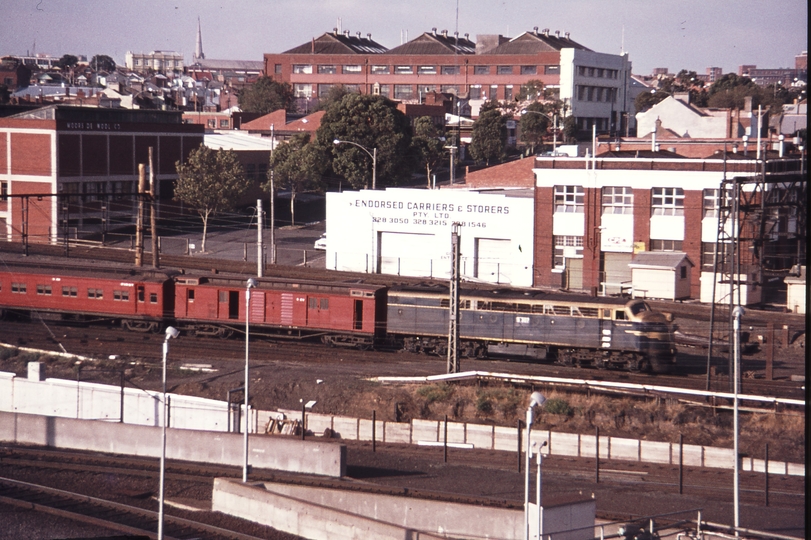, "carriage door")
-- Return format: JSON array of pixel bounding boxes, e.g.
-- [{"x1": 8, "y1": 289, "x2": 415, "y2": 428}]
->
[
  {"x1": 228, "y1": 291, "x2": 239, "y2": 319},
  {"x1": 353, "y1": 299, "x2": 363, "y2": 330},
  {"x1": 136, "y1": 285, "x2": 145, "y2": 314}
]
